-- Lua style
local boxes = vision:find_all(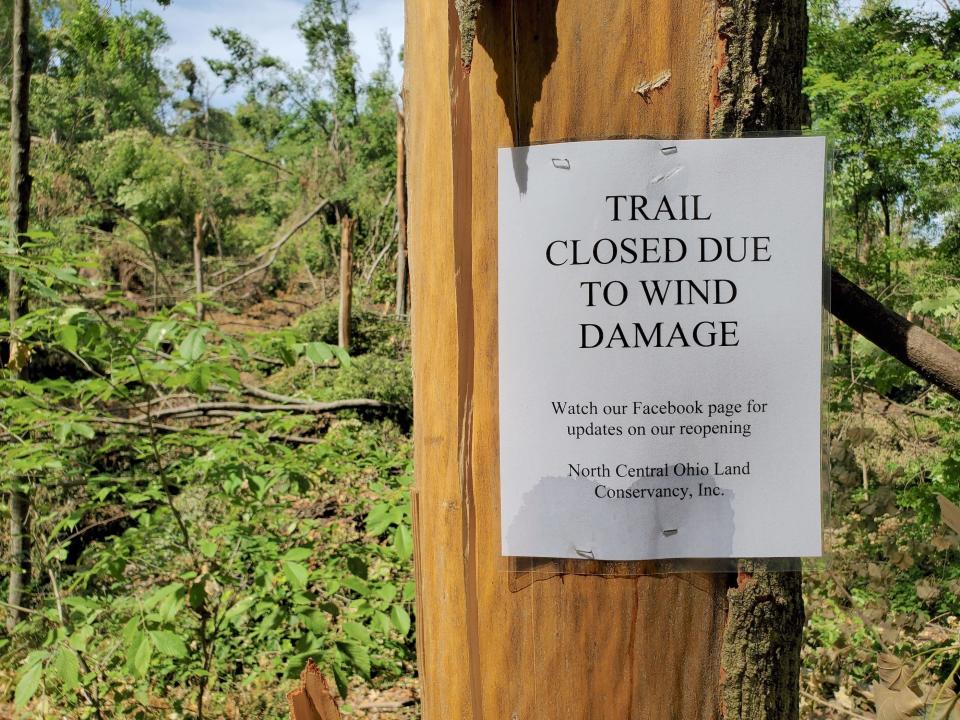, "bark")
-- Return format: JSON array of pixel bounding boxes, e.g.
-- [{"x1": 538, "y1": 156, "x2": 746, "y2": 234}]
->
[
  {"x1": 395, "y1": 109, "x2": 409, "y2": 318},
  {"x1": 193, "y1": 211, "x2": 205, "y2": 321},
  {"x1": 6, "y1": 0, "x2": 32, "y2": 633},
  {"x1": 721, "y1": 561, "x2": 805, "y2": 720},
  {"x1": 710, "y1": 1, "x2": 808, "y2": 717},
  {"x1": 710, "y1": 0, "x2": 809, "y2": 137},
  {"x1": 338, "y1": 216, "x2": 355, "y2": 351},
  {"x1": 831, "y1": 267, "x2": 960, "y2": 401}
]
